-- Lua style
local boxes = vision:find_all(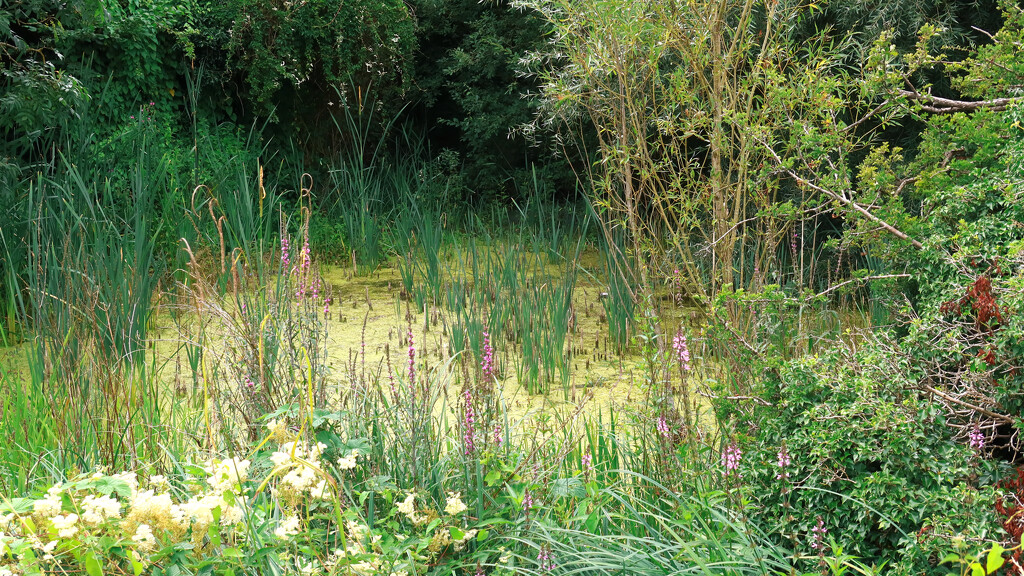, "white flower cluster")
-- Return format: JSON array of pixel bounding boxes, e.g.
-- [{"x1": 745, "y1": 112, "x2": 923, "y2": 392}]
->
[
  {"x1": 266, "y1": 418, "x2": 289, "y2": 441},
  {"x1": 50, "y1": 513, "x2": 79, "y2": 539},
  {"x1": 2, "y1": 436, "x2": 492, "y2": 576},
  {"x1": 444, "y1": 492, "x2": 468, "y2": 516},
  {"x1": 396, "y1": 492, "x2": 421, "y2": 524},
  {"x1": 205, "y1": 457, "x2": 251, "y2": 493},
  {"x1": 450, "y1": 528, "x2": 478, "y2": 552},
  {"x1": 32, "y1": 484, "x2": 63, "y2": 518},
  {"x1": 271, "y1": 441, "x2": 326, "y2": 467},
  {"x1": 81, "y1": 494, "x2": 121, "y2": 525},
  {"x1": 132, "y1": 523, "x2": 157, "y2": 552},
  {"x1": 275, "y1": 515, "x2": 301, "y2": 539},
  {"x1": 271, "y1": 441, "x2": 337, "y2": 505},
  {"x1": 337, "y1": 449, "x2": 361, "y2": 470}
]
